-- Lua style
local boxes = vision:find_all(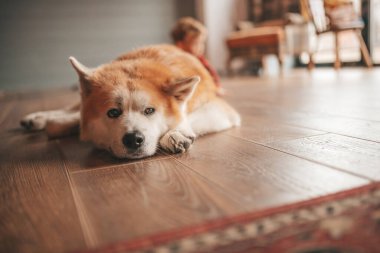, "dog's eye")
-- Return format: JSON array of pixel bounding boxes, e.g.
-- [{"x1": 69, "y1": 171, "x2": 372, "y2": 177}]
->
[
  {"x1": 144, "y1": 107, "x2": 155, "y2": 116},
  {"x1": 107, "y1": 108, "x2": 122, "y2": 118}
]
